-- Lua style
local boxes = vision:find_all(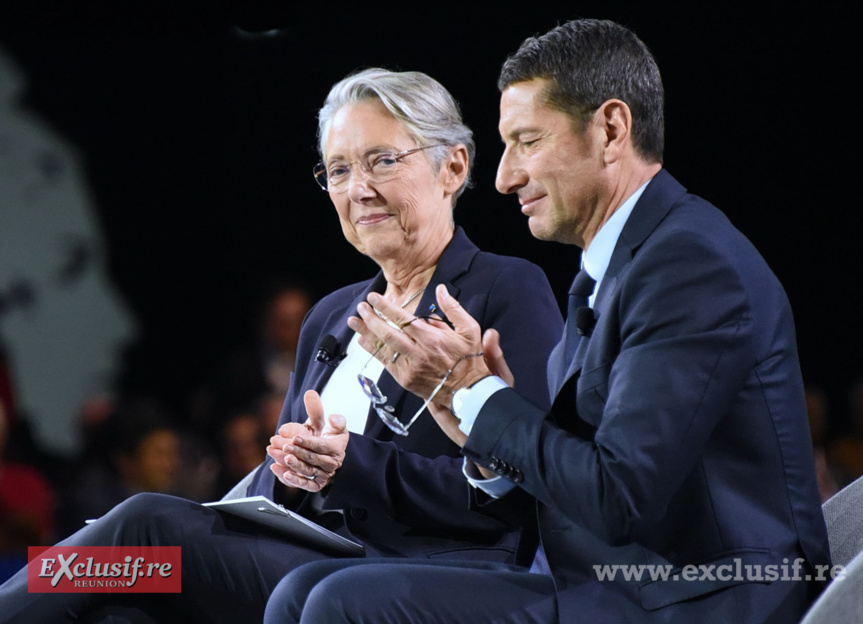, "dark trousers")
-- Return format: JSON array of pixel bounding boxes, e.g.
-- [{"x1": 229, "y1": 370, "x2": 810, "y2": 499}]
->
[
  {"x1": 265, "y1": 558, "x2": 558, "y2": 624},
  {"x1": 0, "y1": 493, "x2": 328, "y2": 624}
]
